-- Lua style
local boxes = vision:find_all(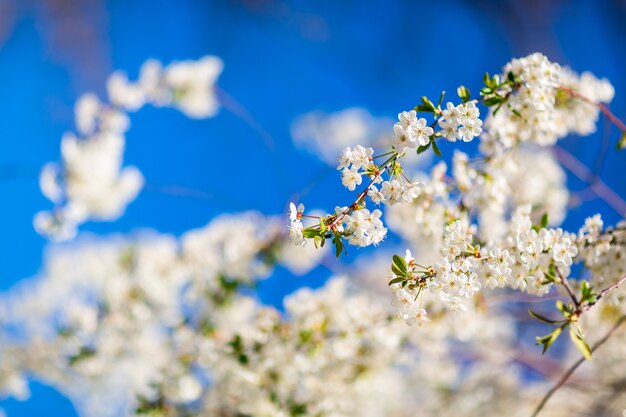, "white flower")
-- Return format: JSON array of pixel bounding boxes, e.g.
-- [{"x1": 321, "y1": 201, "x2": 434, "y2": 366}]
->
[
  {"x1": 289, "y1": 202, "x2": 304, "y2": 222},
  {"x1": 552, "y1": 238, "x2": 578, "y2": 266},
  {"x1": 349, "y1": 145, "x2": 374, "y2": 170},
  {"x1": 391, "y1": 124, "x2": 414, "y2": 150},
  {"x1": 397, "y1": 109, "x2": 417, "y2": 129},
  {"x1": 162, "y1": 56, "x2": 224, "y2": 118},
  {"x1": 337, "y1": 147, "x2": 353, "y2": 170},
  {"x1": 380, "y1": 180, "x2": 403, "y2": 204},
  {"x1": 401, "y1": 181, "x2": 422, "y2": 203},
  {"x1": 392, "y1": 288, "x2": 415, "y2": 312},
  {"x1": 39, "y1": 163, "x2": 63, "y2": 203},
  {"x1": 341, "y1": 166, "x2": 363, "y2": 191},
  {"x1": 405, "y1": 307, "x2": 430, "y2": 326},
  {"x1": 457, "y1": 119, "x2": 483, "y2": 142},
  {"x1": 439, "y1": 119, "x2": 459, "y2": 142},
  {"x1": 408, "y1": 117, "x2": 434, "y2": 146},
  {"x1": 107, "y1": 71, "x2": 146, "y2": 111},
  {"x1": 367, "y1": 186, "x2": 384, "y2": 204}
]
